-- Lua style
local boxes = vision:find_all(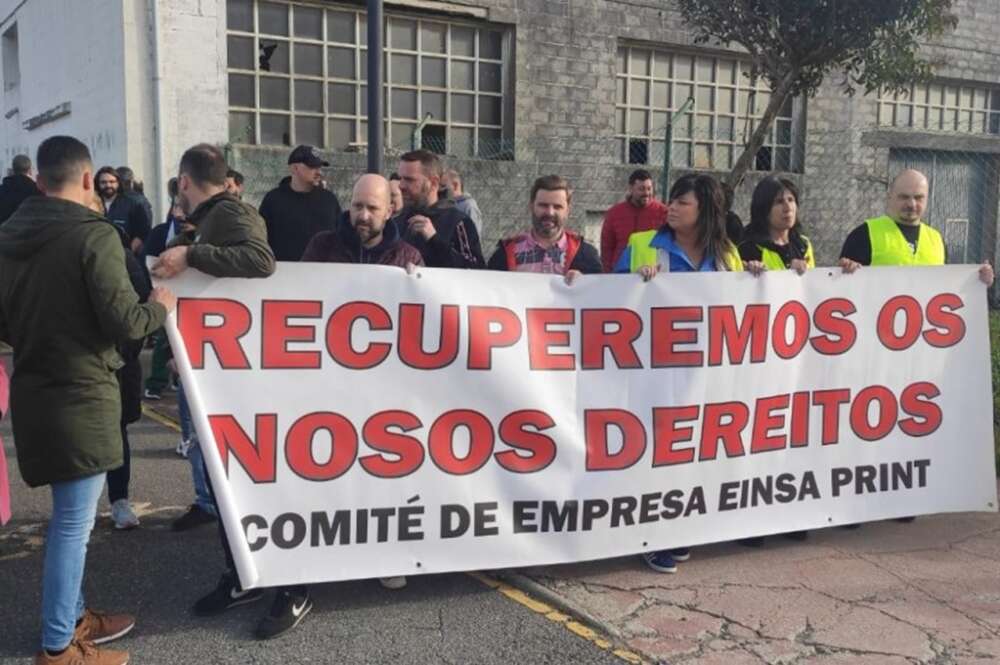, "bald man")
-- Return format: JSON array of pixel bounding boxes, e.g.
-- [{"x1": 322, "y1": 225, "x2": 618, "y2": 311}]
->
[
  {"x1": 302, "y1": 173, "x2": 423, "y2": 268},
  {"x1": 840, "y1": 169, "x2": 993, "y2": 285}
]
